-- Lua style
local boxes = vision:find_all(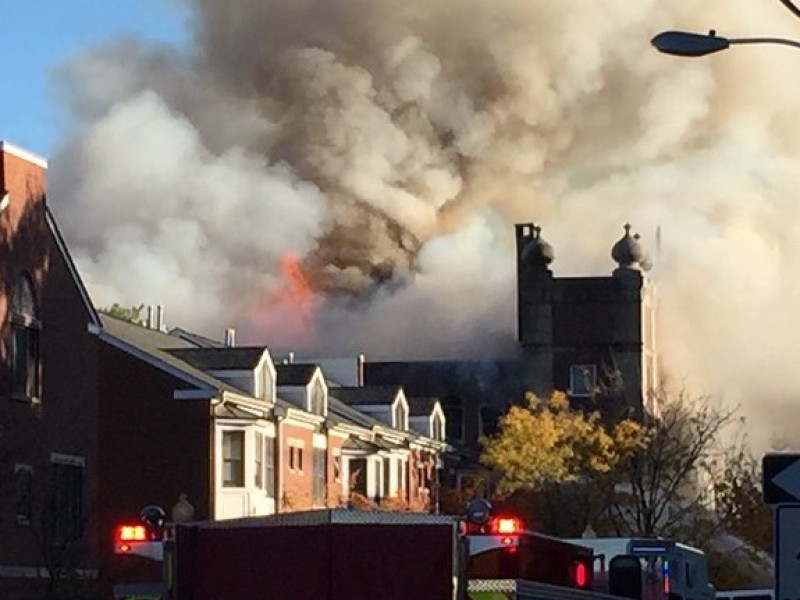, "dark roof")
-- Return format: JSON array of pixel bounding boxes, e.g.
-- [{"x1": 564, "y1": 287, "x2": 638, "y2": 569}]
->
[
  {"x1": 168, "y1": 327, "x2": 225, "y2": 348},
  {"x1": 408, "y1": 397, "x2": 438, "y2": 417},
  {"x1": 364, "y1": 360, "x2": 524, "y2": 401},
  {"x1": 276, "y1": 363, "x2": 318, "y2": 386},
  {"x1": 327, "y1": 396, "x2": 383, "y2": 429},
  {"x1": 343, "y1": 436, "x2": 401, "y2": 451},
  {"x1": 167, "y1": 347, "x2": 266, "y2": 370},
  {"x1": 98, "y1": 315, "x2": 242, "y2": 394},
  {"x1": 333, "y1": 386, "x2": 402, "y2": 406}
]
